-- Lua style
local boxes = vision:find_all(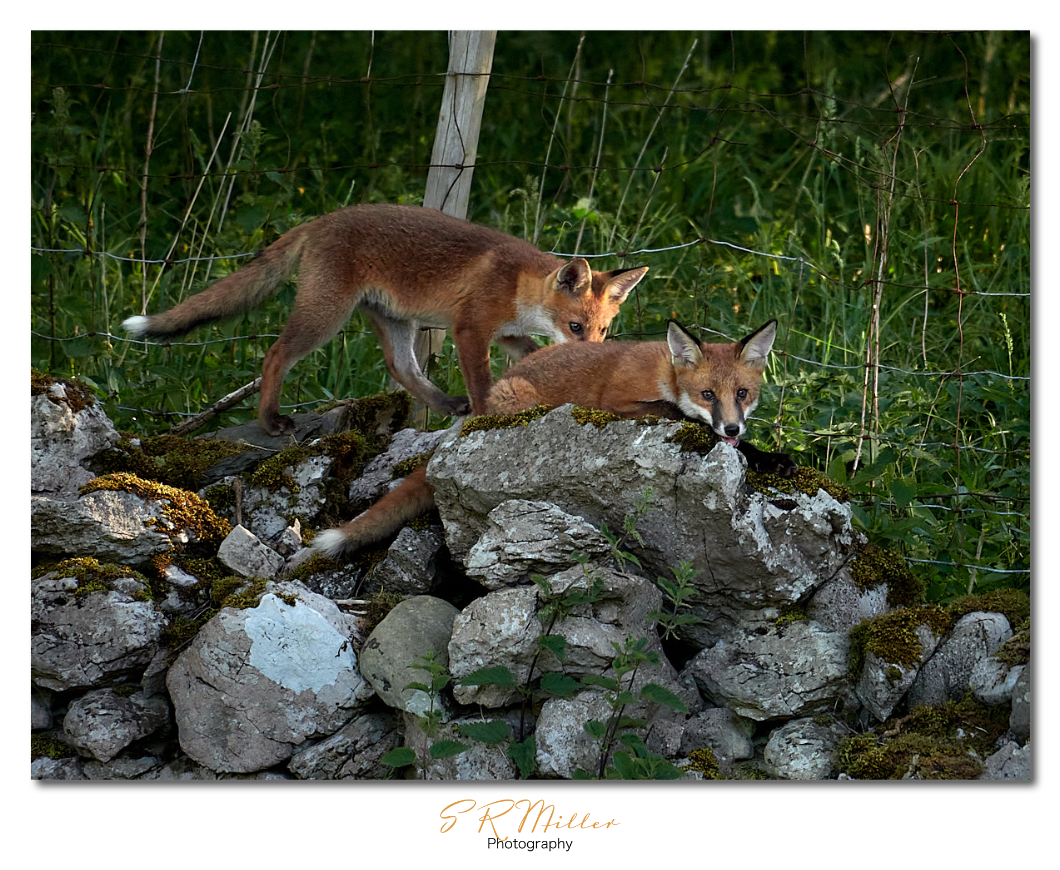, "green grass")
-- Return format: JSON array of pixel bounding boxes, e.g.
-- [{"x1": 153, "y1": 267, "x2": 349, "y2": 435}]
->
[{"x1": 30, "y1": 31, "x2": 1029, "y2": 604}]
